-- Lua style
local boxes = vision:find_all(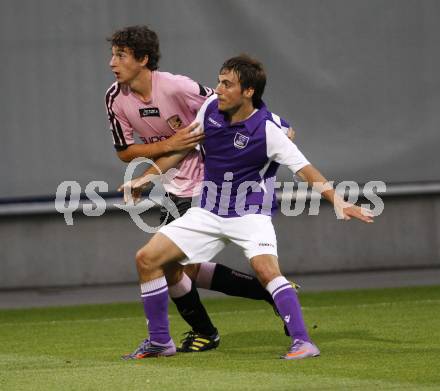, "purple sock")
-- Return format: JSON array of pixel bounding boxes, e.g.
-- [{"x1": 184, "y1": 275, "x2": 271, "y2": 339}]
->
[
  {"x1": 266, "y1": 276, "x2": 310, "y2": 343},
  {"x1": 140, "y1": 276, "x2": 171, "y2": 344}
]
